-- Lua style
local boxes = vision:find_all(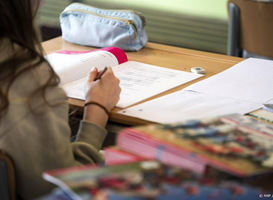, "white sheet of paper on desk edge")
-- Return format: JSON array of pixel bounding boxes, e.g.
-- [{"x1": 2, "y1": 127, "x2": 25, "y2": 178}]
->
[{"x1": 119, "y1": 90, "x2": 261, "y2": 124}]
